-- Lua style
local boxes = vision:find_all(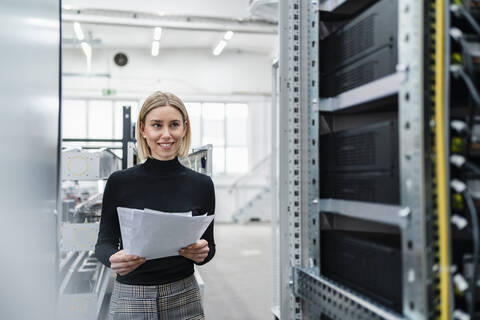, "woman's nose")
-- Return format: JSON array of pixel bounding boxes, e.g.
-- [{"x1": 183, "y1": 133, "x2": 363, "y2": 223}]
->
[{"x1": 160, "y1": 127, "x2": 172, "y2": 138}]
